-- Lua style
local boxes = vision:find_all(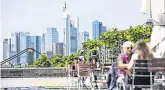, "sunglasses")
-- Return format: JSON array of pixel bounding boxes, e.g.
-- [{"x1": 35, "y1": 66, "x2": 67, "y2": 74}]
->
[{"x1": 126, "y1": 47, "x2": 133, "y2": 49}]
